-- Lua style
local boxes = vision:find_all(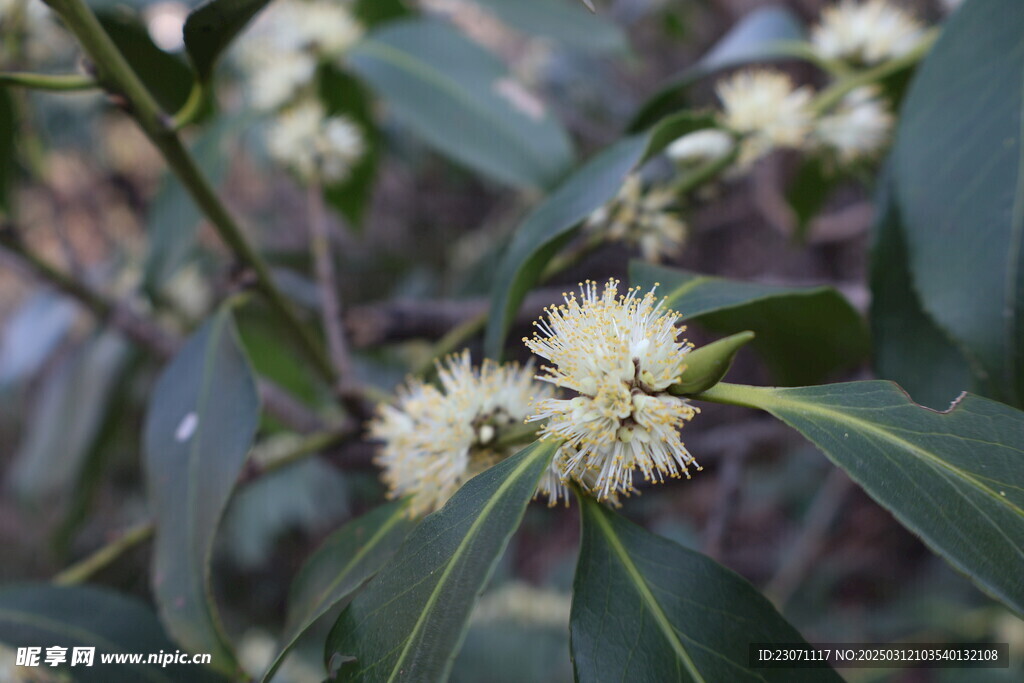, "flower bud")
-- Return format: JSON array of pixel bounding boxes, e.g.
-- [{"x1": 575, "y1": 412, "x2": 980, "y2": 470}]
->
[{"x1": 668, "y1": 331, "x2": 755, "y2": 396}]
